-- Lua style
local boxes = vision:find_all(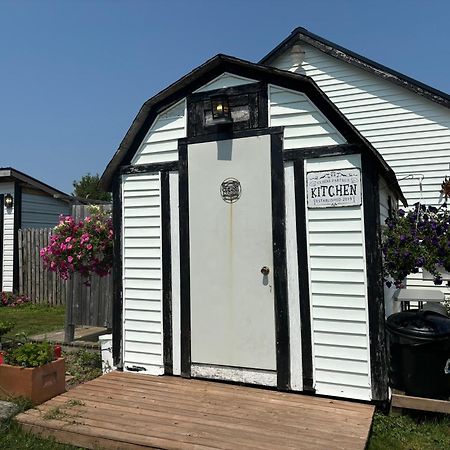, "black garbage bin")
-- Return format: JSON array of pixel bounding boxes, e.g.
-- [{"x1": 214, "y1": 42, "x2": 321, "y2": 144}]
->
[{"x1": 386, "y1": 310, "x2": 450, "y2": 399}]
